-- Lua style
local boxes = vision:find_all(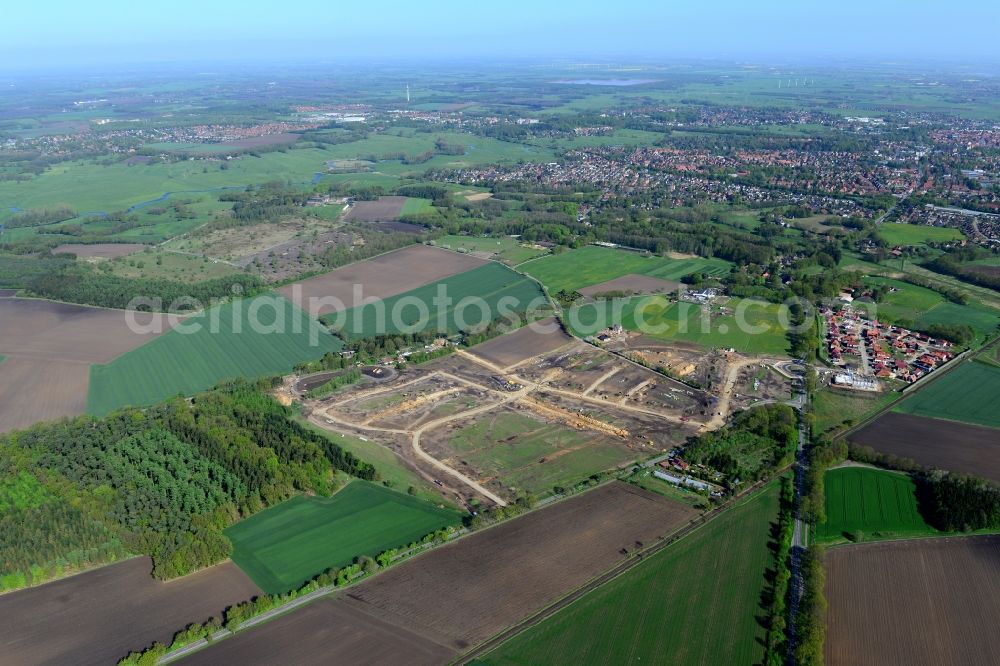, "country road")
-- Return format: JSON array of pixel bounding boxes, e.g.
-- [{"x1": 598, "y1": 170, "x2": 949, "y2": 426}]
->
[{"x1": 786, "y1": 369, "x2": 811, "y2": 664}]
